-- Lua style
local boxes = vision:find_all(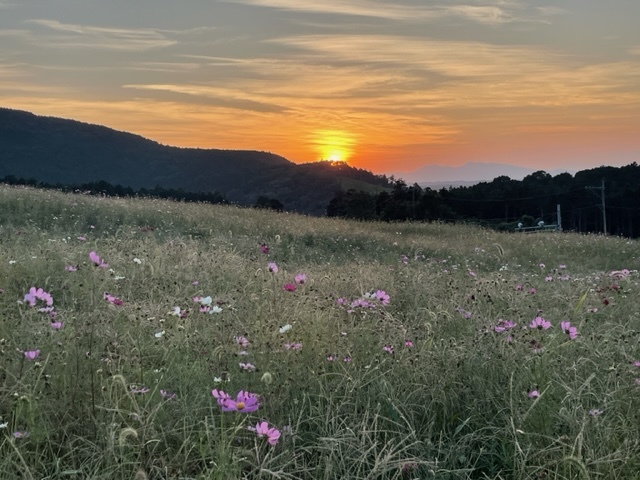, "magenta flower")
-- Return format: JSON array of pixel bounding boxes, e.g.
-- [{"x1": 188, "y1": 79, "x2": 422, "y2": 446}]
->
[
  {"x1": 218, "y1": 390, "x2": 260, "y2": 413},
  {"x1": 24, "y1": 287, "x2": 53, "y2": 307},
  {"x1": 259, "y1": 243, "x2": 270, "y2": 254},
  {"x1": 130, "y1": 386, "x2": 150, "y2": 394},
  {"x1": 50, "y1": 321, "x2": 63, "y2": 330},
  {"x1": 160, "y1": 389, "x2": 176, "y2": 400},
  {"x1": 633, "y1": 361, "x2": 640, "y2": 367},
  {"x1": 404, "y1": 340, "x2": 413, "y2": 347},
  {"x1": 103, "y1": 292, "x2": 123, "y2": 306},
  {"x1": 254, "y1": 421, "x2": 281, "y2": 445},
  {"x1": 560, "y1": 321, "x2": 578, "y2": 339},
  {"x1": 528, "y1": 390, "x2": 540, "y2": 398},
  {"x1": 294, "y1": 273, "x2": 307, "y2": 284},
  {"x1": 283, "y1": 283, "x2": 296, "y2": 292},
  {"x1": 267, "y1": 262, "x2": 278, "y2": 274},
  {"x1": 530, "y1": 316, "x2": 551, "y2": 330},
  {"x1": 65, "y1": 265, "x2": 78, "y2": 272},
  {"x1": 494, "y1": 319, "x2": 516, "y2": 333},
  {"x1": 23, "y1": 349, "x2": 40, "y2": 360},
  {"x1": 89, "y1": 251, "x2": 108, "y2": 268},
  {"x1": 375, "y1": 290, "x2": 390, "y2": 305},
  {"x1": 515, "y1": 284, "x2": 524, "y2": 291},
  {"x1": 235, "y1": 336, "x2": 249, "y2": 348},
  {"x1": 383, "y1": 345, "x2": 394, "y2": 354}
]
